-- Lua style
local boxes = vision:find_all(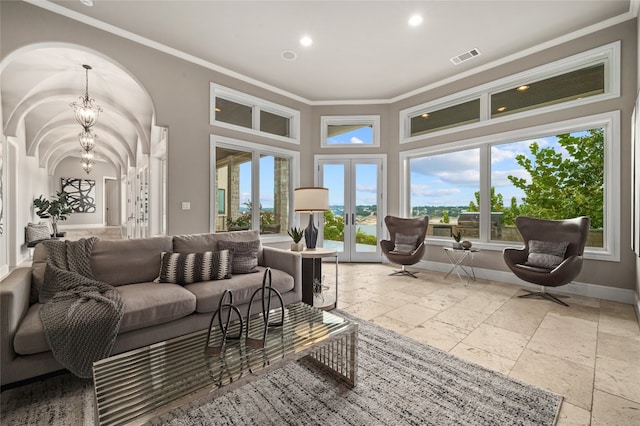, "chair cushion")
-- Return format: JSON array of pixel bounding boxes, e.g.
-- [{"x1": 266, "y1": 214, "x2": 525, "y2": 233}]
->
[
  {"x1": 158, "y1": 250, "x2": 233, "y2": 284},
  {"x1": 525, "y1": 240, "x2": 569, "y2": 269},
  {"x1": 218, "y1": 239, "x2": 260, "y2": 274},
  {"x1": 393, "y1": 233, "x2": 419, "y2": 253}
]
